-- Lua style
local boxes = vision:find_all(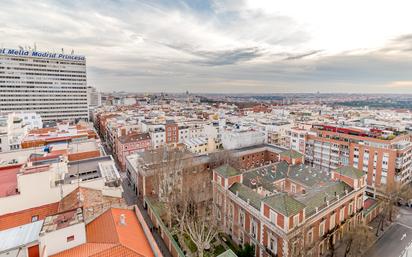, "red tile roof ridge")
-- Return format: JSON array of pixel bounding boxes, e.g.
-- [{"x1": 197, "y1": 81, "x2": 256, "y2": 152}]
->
[
  {"x1": 90, "y1": 244, "x2": 146, "y2": 257},
  {"x1": 0, "y1": 202, "x2": 59, "y2": 218},
  {"x1": 50, "y1": 242, "x2": 117, "y2": 257},
  {"x1": 86, "y1": 207, "x2": 154, "y2": 257}
]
